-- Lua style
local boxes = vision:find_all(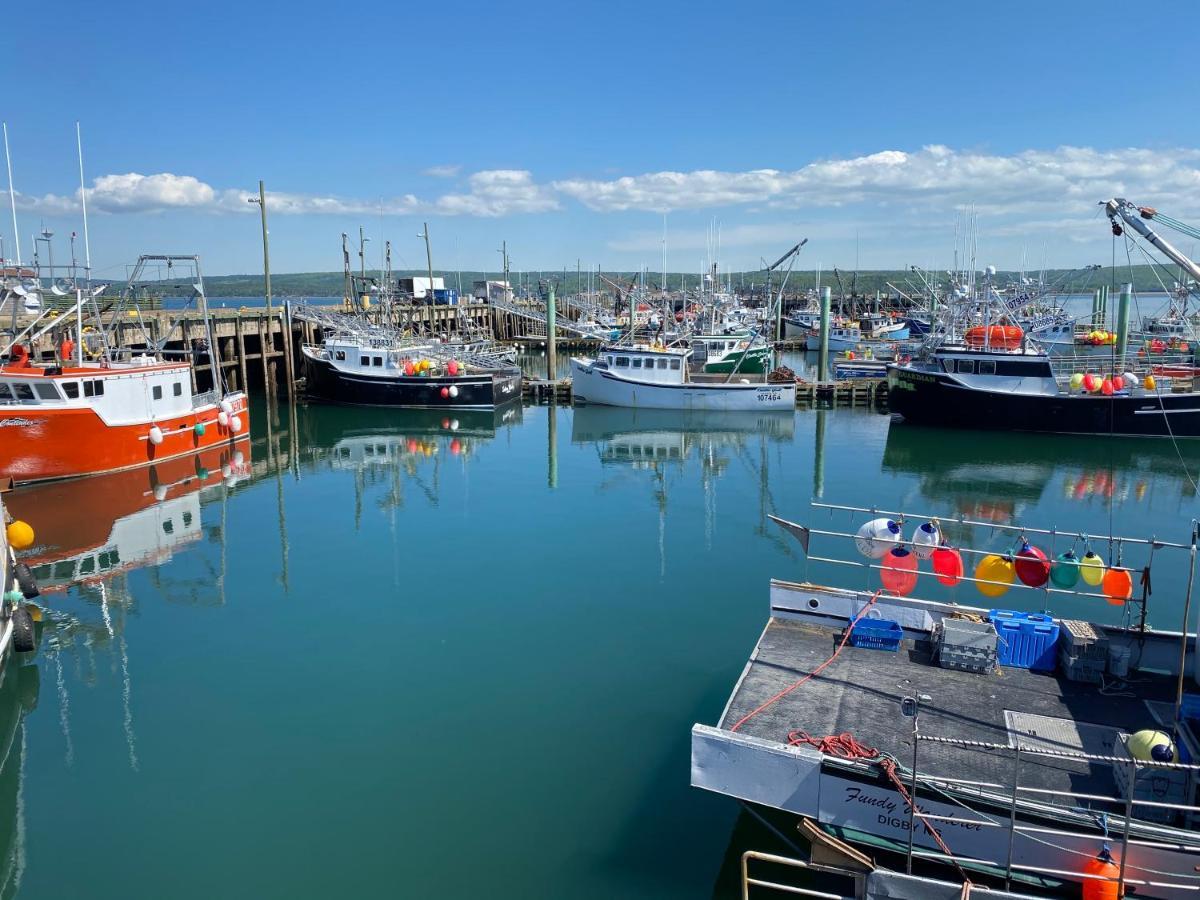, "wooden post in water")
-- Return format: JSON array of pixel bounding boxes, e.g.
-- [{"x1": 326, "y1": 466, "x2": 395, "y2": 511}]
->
[
  {"x1": 235, "y1": 315, "x2": 249, "y2": 393},
  {"x1": 1116, "y1": 282, "x2": 1132, "y2": 363},
  {"x1": 280, "y1": 305, "x2": 297, "y2": 399},
  {"x1": 546, "y1": 282, "x2": 557, "y2": 382},
  {"x1": 817, "y1": 286, "x2": 832, "y2": 383}
]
